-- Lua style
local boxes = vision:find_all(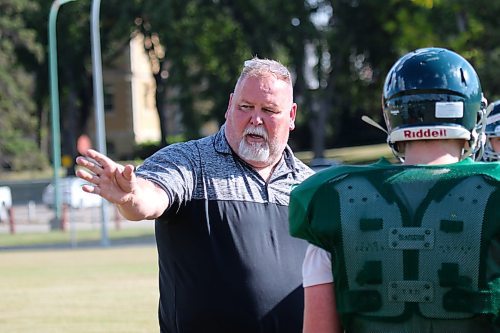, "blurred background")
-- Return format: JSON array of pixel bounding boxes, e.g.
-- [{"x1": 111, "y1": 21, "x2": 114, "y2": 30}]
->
[
  {"x1": 2, "y1": 1, "x2": 500, "y2": 331},
  {"x1": 3, "y1": 0, "x2": 500, "y2": 176}
]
